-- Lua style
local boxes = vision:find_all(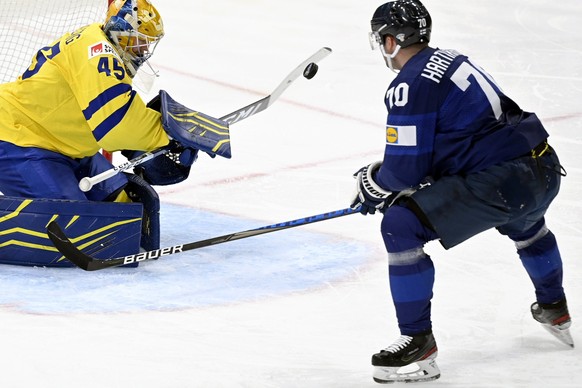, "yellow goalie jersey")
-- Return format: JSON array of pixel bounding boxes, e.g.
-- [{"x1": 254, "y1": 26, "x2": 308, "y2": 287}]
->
[{"x1": 0, "y1": 23, "x2": 169, "y2": 158}]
